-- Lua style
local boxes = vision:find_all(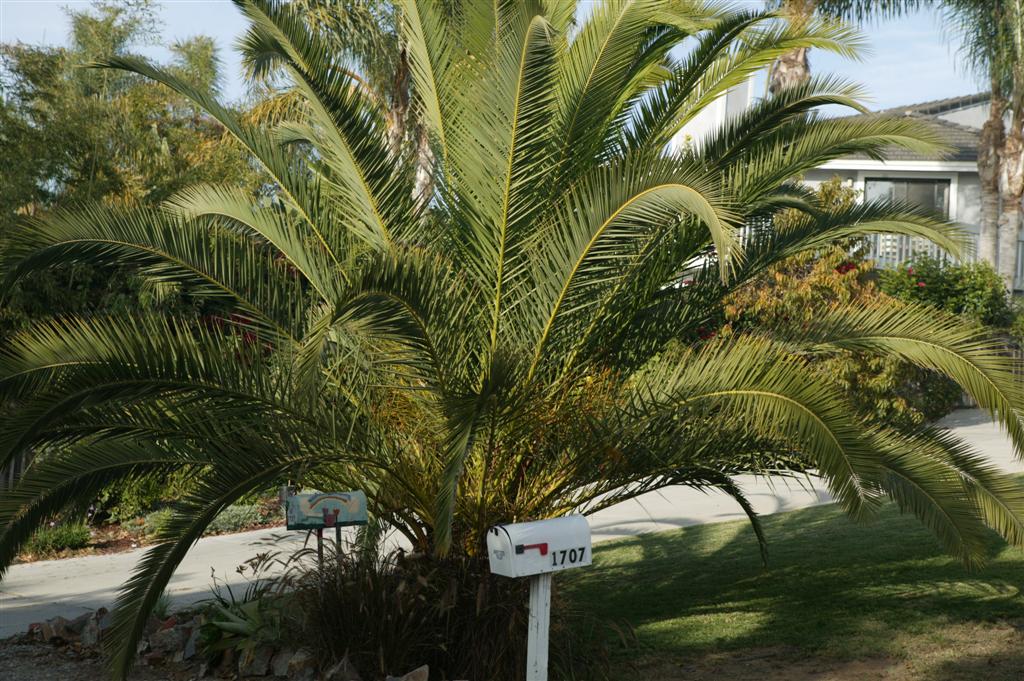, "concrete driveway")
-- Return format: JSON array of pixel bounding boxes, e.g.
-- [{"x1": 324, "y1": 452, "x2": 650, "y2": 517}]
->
[{"x1": 2, "y1": 408, "x2": 1020, "y2": 638}]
